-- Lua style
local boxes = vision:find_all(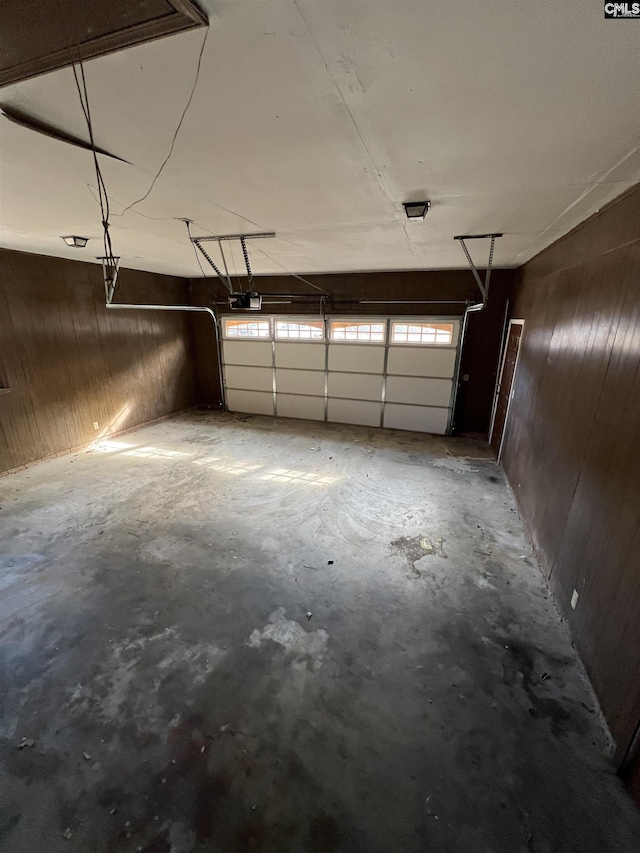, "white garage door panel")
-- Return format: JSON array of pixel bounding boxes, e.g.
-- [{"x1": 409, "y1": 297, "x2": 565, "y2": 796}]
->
[
  {"x1": 225, "y1": 365, "x2": 273, "y2": 393},
  {"x1": 328, "y1": 372, "x2": 383, "y2": 402},
  {"x1": 328, "y1": 344, "x2": 385, "y2": 374},
  {"x1": 384, "y1": 404, "x2": 449, "y2": 434},
  {"x1": 223, "y1": 340, "x2": 272, "y2": 367},
  {"x1": 275, "y1": 342, "x2": 325, "y2": 370},
  {"x1": 221, "y1": 316, "x2": 460, "y2": 436},
  {"x1": 277, "y1": 394, "x2": 325, "y2": 421},
  {"x1": 276, "y1": 368, "x2": 325, "y2": 396},
  {"x1": 387, "y1": 347, "x2": 457, "y2": 378},
  {"x1": 385, "y1": 375, "x2": 453, "y2": 407},
  {"x1": 226, "y1": 389, "x2": 274, "y2": 416},
  {"x1": 328, "y1": 399, "x2": 380, "y2": 427}
]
